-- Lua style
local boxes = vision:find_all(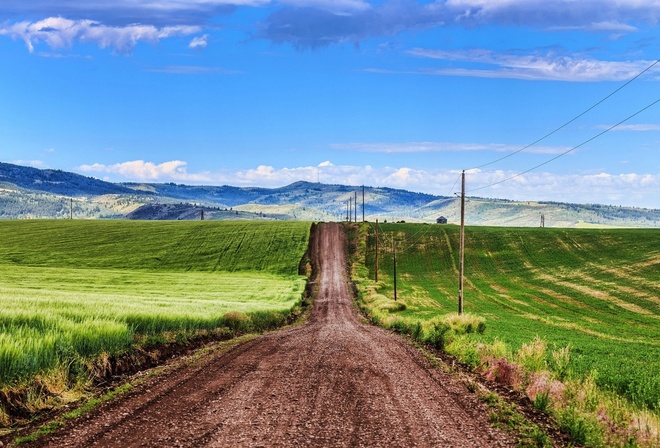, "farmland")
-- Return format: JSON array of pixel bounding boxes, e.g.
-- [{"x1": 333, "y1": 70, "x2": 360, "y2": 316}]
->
[
  {"x1": 355, "y1": 223, "x2": 660, "y2": 413},
  {"x1": 0, "y1": 220, "x2": 310, "y2": 389}
]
